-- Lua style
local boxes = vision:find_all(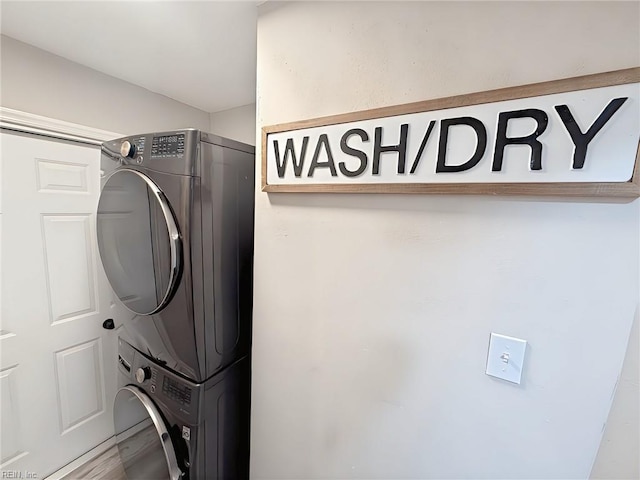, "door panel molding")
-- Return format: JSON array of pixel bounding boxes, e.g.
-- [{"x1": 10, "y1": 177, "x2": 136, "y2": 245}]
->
[
  {"x1": 0, "y1": 365, "x2": 27, "y2": 467},
  {"x1": 55, "y1": 338, "x2": 106, "y2": 434},
  {"x1": 36, "y1": 159, "x2": 90, "y2": 194},
  {"x1": 41, "y1": 214, "x2": 98, "y2": 324}
]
